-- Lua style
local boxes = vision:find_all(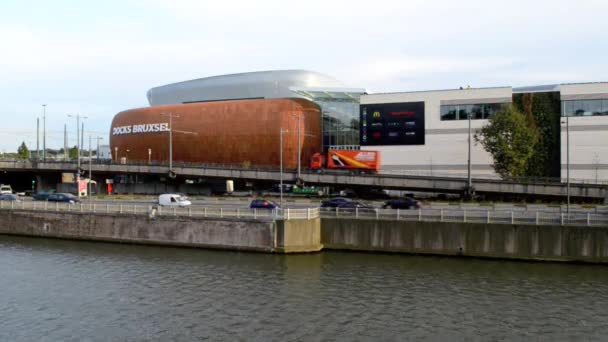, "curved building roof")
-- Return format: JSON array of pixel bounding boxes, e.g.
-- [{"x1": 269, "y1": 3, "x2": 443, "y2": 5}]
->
[{"x1": 146, "y1": 69, "x2": 348, "y2": 106}]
